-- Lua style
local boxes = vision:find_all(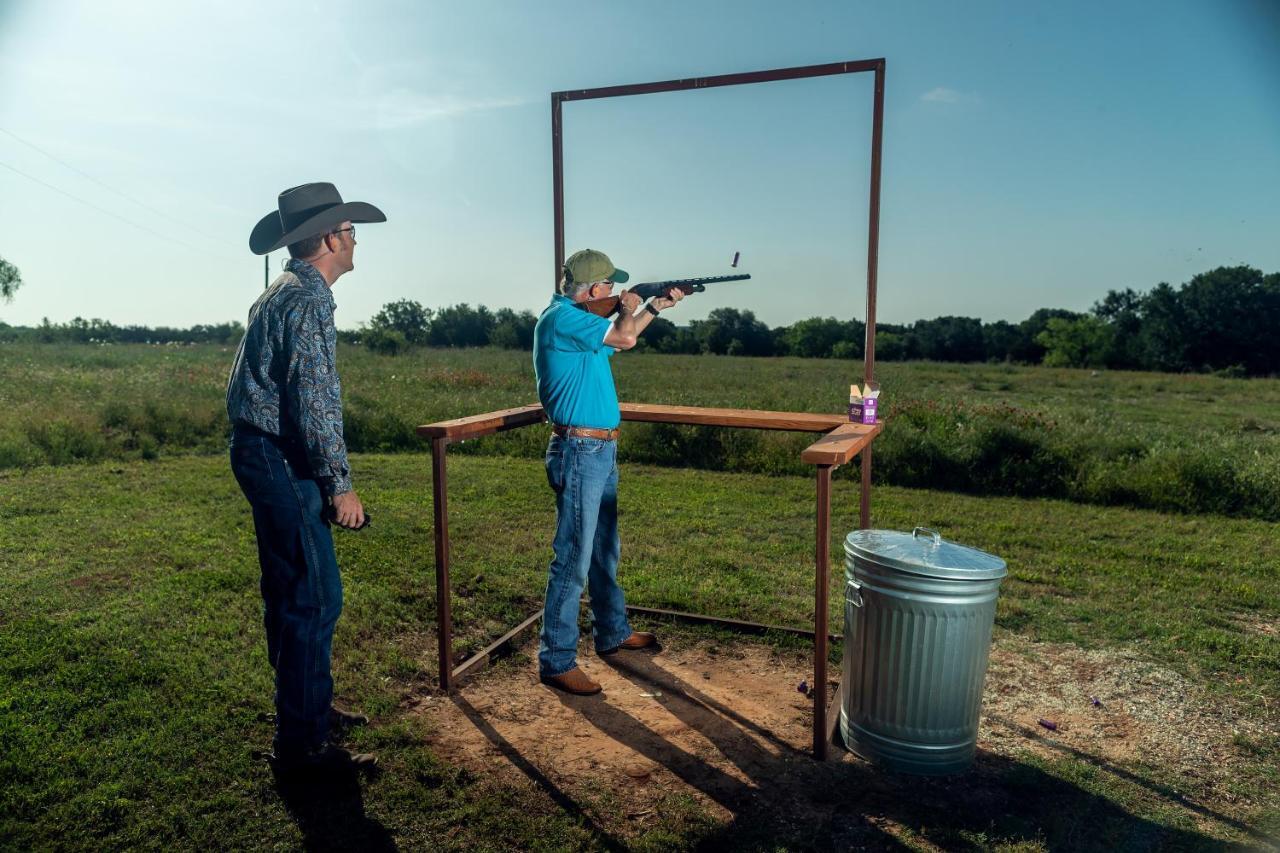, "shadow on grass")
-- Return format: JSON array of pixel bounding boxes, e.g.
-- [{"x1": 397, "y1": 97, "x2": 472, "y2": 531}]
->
[
  {"x1": 451, "y1": 694, "x2": 628, "y2": 852},
  {"x1": 270, "y1": 764, "x2": 397, "y2": 852},
  {"x1": 985, "y1": 713, "x2": 1270, "y2": 847},
  {"x1": 498, "y1": 653, "x2": 1238, "y2": 851}
]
